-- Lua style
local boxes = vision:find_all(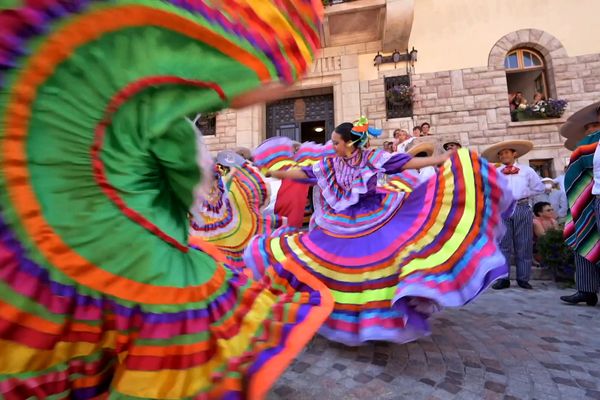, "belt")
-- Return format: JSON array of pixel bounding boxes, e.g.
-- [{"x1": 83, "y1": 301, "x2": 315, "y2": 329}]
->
[{"x1": 516, "y1": 198, "x2": 529, "y2": 205}]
